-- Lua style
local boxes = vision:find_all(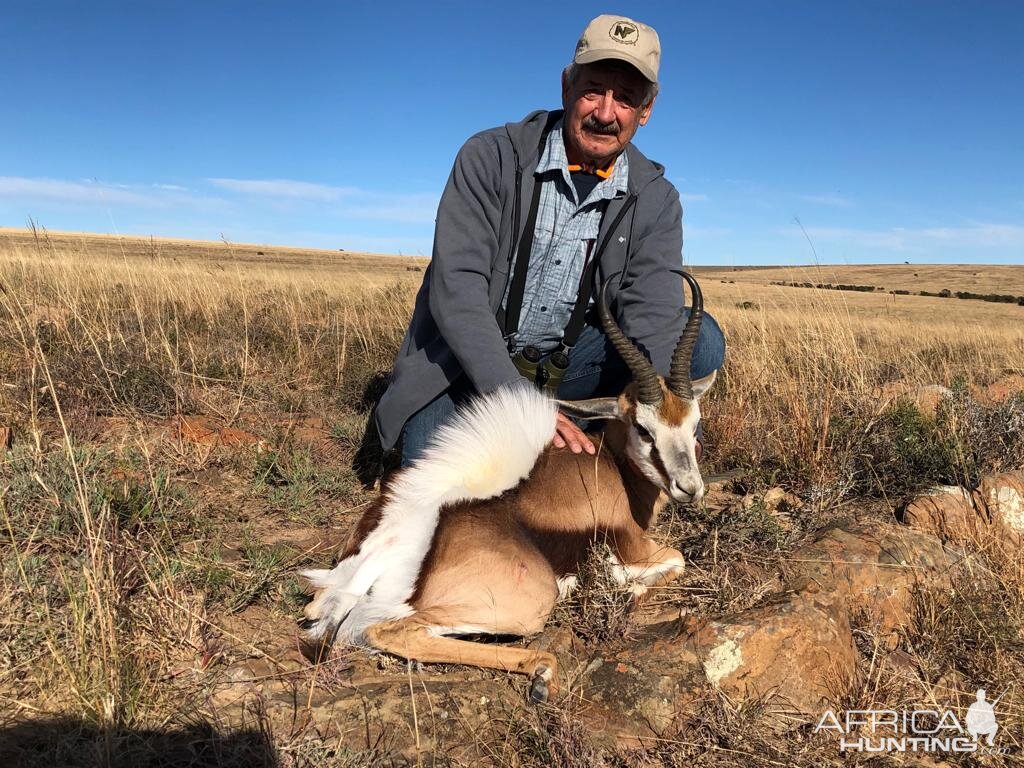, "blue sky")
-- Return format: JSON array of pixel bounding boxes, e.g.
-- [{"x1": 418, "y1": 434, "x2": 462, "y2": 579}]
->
[{"x1": 2, "y1": 1, "x2": 1022, "y2": 265}]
